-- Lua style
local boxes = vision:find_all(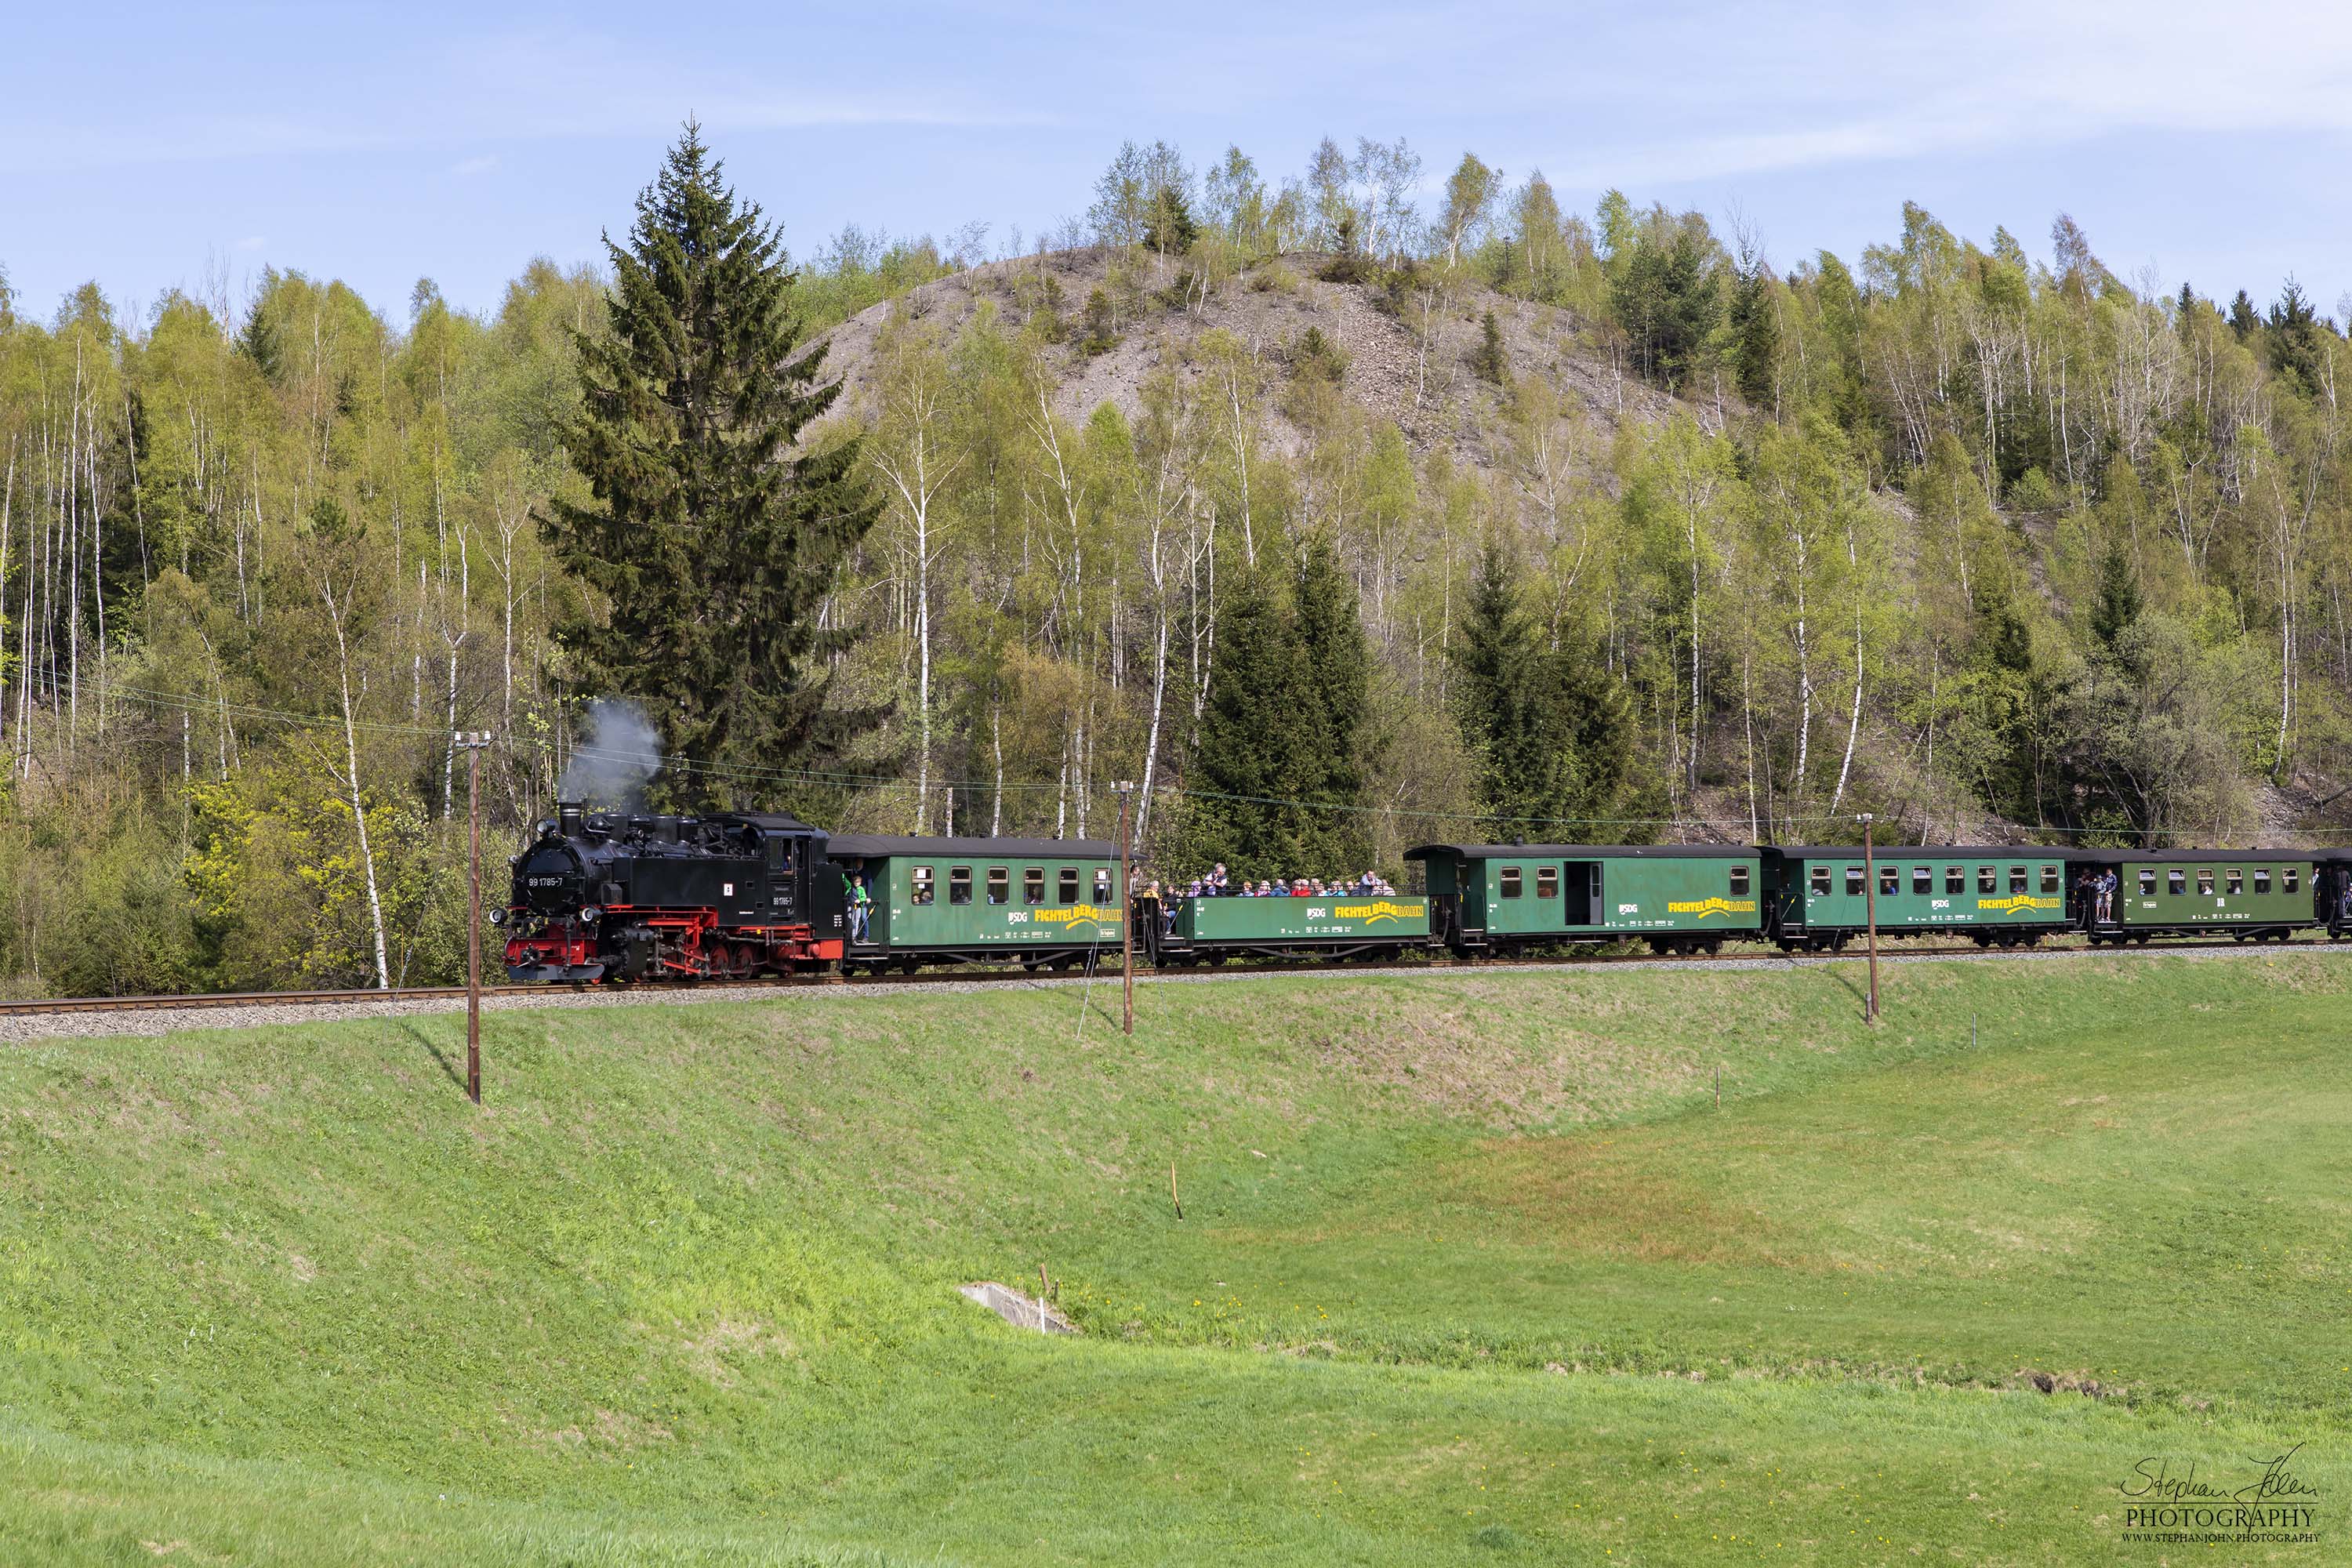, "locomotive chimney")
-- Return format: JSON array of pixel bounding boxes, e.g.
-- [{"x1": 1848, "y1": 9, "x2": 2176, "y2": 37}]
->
[{"x1": 558, "y1": 801, "x2": 583, "y2": 837}]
